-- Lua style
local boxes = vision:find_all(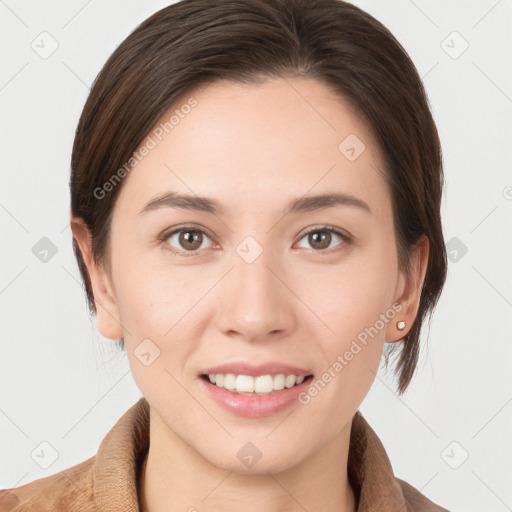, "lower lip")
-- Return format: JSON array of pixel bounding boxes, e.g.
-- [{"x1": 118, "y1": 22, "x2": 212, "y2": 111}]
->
[{"x1": 199, "y1": 375, "x2": 313, "y2": 418}]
